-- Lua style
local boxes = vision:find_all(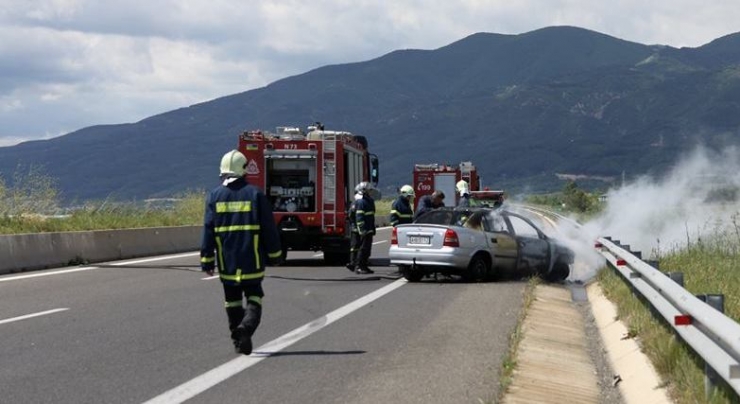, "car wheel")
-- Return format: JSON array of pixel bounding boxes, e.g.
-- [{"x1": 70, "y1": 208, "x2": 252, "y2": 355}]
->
[
  {"x1": 401, "y1": 265, "x2": 424, "y2": 282},
  {"x1": 465, "y1": 255, "x2": 490, "y2": 282},
  {"x1": 545, "y1": 263, "x2": 570, "y2": 282}
]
